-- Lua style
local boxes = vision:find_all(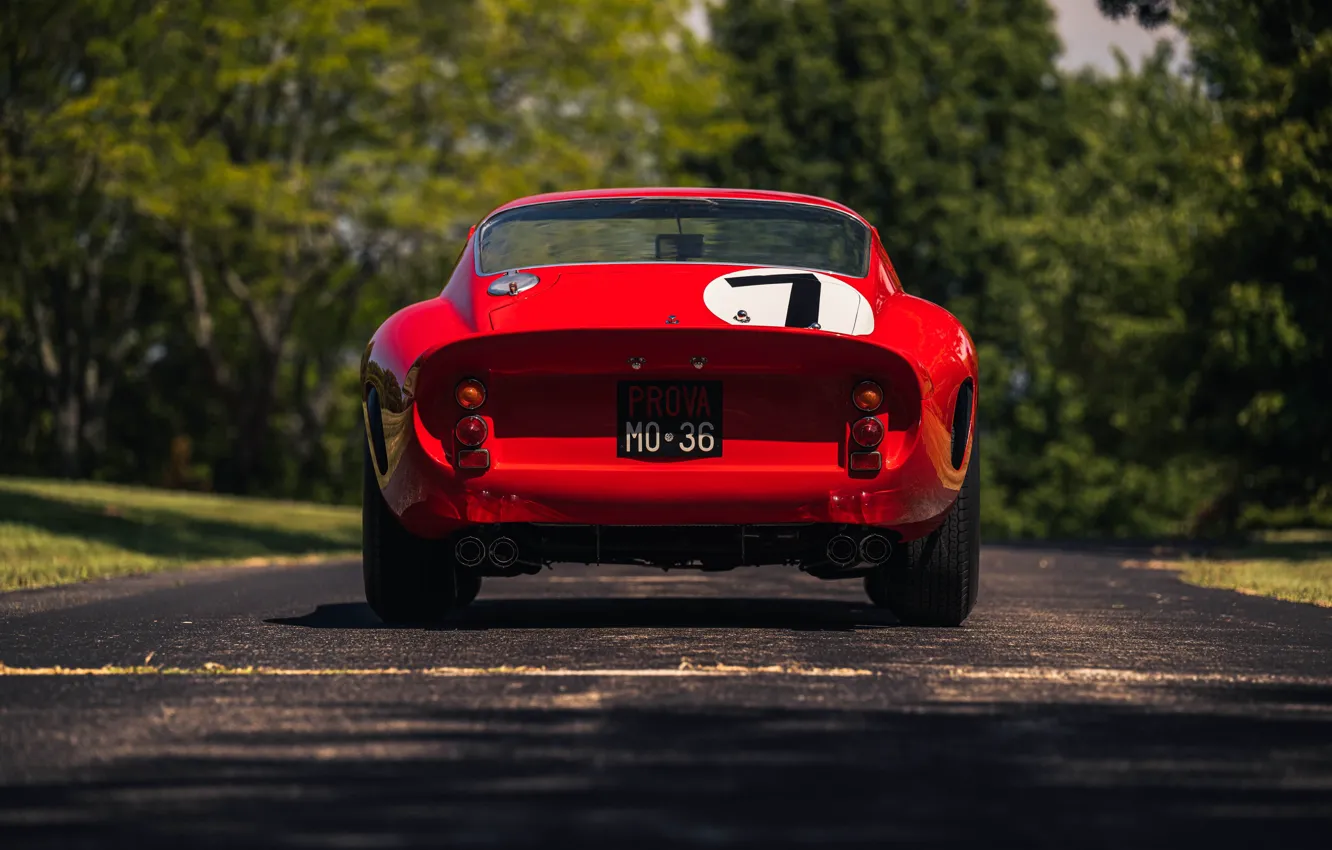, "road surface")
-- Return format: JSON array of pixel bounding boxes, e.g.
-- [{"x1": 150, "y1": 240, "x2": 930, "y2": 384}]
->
[{"x1": 1, "y1": 546, "x2": 1331, "y2": 848}]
